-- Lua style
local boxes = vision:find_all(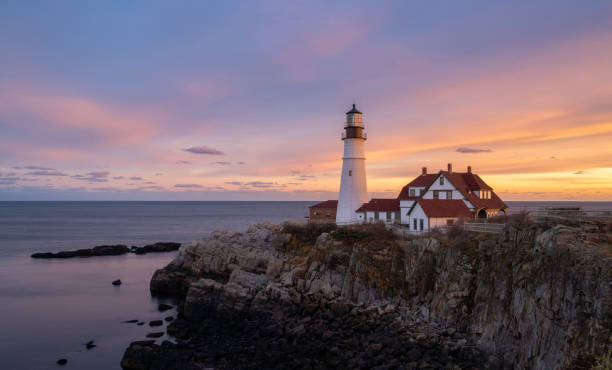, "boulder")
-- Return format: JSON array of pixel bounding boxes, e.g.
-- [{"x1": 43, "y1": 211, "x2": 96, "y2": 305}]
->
[
  {"x1": 149, "y1": 320, "x2": 163, "y2": 327},
  {"x1": 56, "y1": 359, "x2": 67, "y2": 365},
  {"x1": 146, "y1": 332, "x2": 164, "y2": 338},
  {"x1": 112, "y1": 279, "x2": 122, "y2": 286},
  {"x1": 157, "y1": 303, "x2": 173, "y2": 312}
]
